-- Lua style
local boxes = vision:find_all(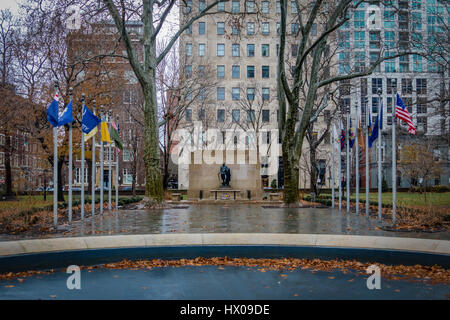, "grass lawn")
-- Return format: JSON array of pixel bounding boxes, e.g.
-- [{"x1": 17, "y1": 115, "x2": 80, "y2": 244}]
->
[
  {"x1": 321, "y1": 192, "x2": 450, "y2": 207},
  {"x1": 0, "y1": 194, "x2": 130, "y2": 213}
]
